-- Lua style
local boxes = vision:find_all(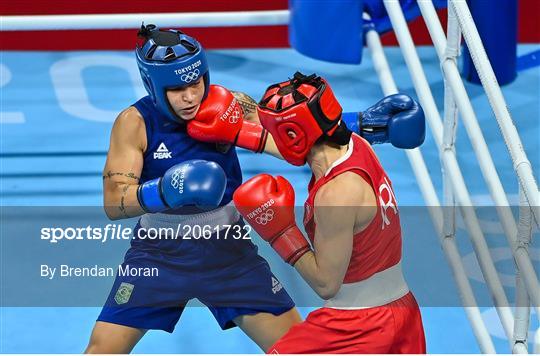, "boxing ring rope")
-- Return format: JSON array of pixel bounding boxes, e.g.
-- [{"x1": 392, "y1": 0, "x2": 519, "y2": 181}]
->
[
  {"x1": 449, "y1": 1, "x2": 540, "y2": 224},
  {"x1": 2, "y1": 1, "x2": 538, "y2": 353},
  {"x1": 0, "y1": 10, "x2": 289, "y2": 31},
  {"x1": 381, "y1": 0, "x2": 539, "y2": 352},
  {"x1": 364, "y1": 12, "x2": 496, "y2": 353},
  {"x1": 417, "y1": 1, "x2": 539, "y2": 353},
  {"x1": 384, "y1": 0, "x2": 515, "y2": 345},
  {"x1": 418, "y1": 2, "x2": 540, "y2": 314},
  {"x1": 515, "y1": 189, "x2": 534, "y2": 354}
]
